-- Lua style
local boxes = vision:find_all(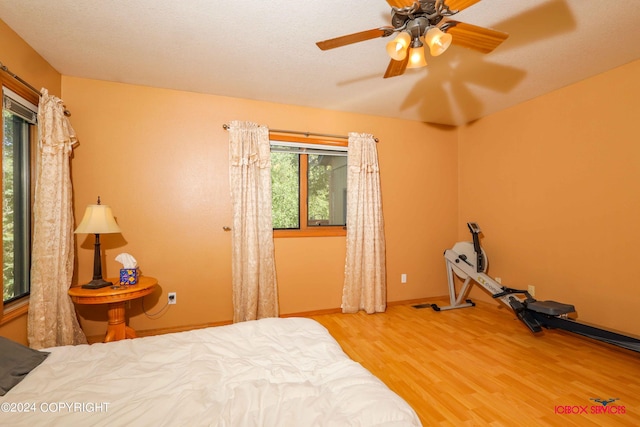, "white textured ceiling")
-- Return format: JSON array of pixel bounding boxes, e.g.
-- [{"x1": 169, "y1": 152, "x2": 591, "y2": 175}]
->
[{"x1": 1, "y1": 0, "x2": 639, "y2": 126}]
